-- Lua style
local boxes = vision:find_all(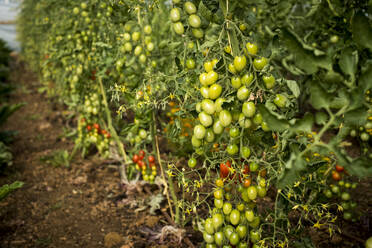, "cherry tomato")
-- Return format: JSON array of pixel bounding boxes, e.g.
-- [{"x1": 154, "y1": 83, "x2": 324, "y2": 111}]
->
[
  {"x1": 228, "y1": 63, "x2": 236, "y2": 73},
  {"x1": 263, "y1": 74, "x2": 275, "y2": 89},
  {"x1": 332, "y1": 170, "x2": 341, "y2": 181},
  {"x1": 236, "y1": 225, "x2": 247, "y2": 239},
  {"x1": 212, "y1": 213, "x2": 224, "y2": 229},
  {"x1": 132, "y1": 154, "x2": 139, "y2": 163},
  {"x1": 214, "y1": 231, "x2": 224, "y2": 246},
  {"x1": 227, "y1": 144, "x2": 239, "y2": 155},
  {"x1": 245, "y1": 42, "x2": 258, "y2": 55},
  {"x1": 209, "y1": 84, "x2": 222, "y2": 99},
  {"x1": 194, "y1": 124, "x2": 206, "y2": 139},
  {"x1": 257, "y1": 185, "x2": 267, "y2": 198},
  {"x1": 241, "y1": 73, "x2": 253, "y2": 86},
  {"x1": 200, "y1": 86, "x2": 210, "y2": 98},
  {"x1": 191, "y1": 136, "x2": 202, "y2": 147},
  {"x1": 199, "y1": 72, "x2": 208, "y2": 86},
  {"x1": 229, "y1": 232, "x2": 240, "y2": 245},
  {"x1": 229, "y1": 127, "x2": 240, "y2": 138},
  {"x1": 223, "y1": 202, "x2": 233, "y2": 215},
  {"x1": 214, "y1": 198, "x2": 224, "y2": 209},
  {"x1": 205, "y1": 218, "x2": 215, "y2": 234},
  {"x1": 148, "y1": 155, "x2": 155, "y2": 163},
  {"x1": 214, "y1": 188, "x2": 224, "y2": 199},
  {"x1": 233, "y1": 56, "x2": 247, "y2": 72},
  {"x1": 250, "y1": 230, "x2": 261, "y2": 243},
  {"x1": 229, "y1": 209, "x2": 240, "y2": 225},
  {"x1": 213, "y1": 120, "x2": 224, "y2": 134},
  {"x1": 170, "y1": 8, "x2": 181, "y2": 22},
  {"x1": 331, "y1": 185, "x2": 340, "y2": 194},
  {"x1": 242, "y1": 102, "x2": 256, "y2": 117},
  {"x1": 253, "y1": 57, "x2": 268, "y2": 70},
  {"x1": 188, "y1": 157, "x2": 197, "y2": 168},
  {"x1": 253, "y1": 113, "x2": 263, "y2": 125},
  {"x1": 203, "y1": 232, "x2": 214, "y2": 244},
  {"x1": 204, "y1": 61, "x2": 213, "y2": 72},
  {"x1": 186, "y1": 58, "x2": 196, "y2": 69},
  {"x1": 188, "y1": 14, "x2": 201, "y2": 28},
  {"x1": 206, "y1": 71, "x2": 218, "y2": 85},
  {"x1": 219, "y1": 110, "x2": 232, "y2": 127},
  {"x1": 335, "y1": 164, "x2": 344, "y2": 172},
  {"x1": 216, "y1": 179, "x2": 224, "y2": 187},
  {"x1": 241, "y1": 146, "x2": 251, "y2": 159},
  {"x1": 199, "y1": 112, "x2": 213, "y2": 127},
  {"x1": 237, "y1": 86, "x2": 250, "y2": 101},
  {"x1": 184, "y1": 1, "x2": 197, "y2": 14},
  {"x1": 173, "y1": 22, "x2": 184, "y2": 35},
  {"x1": 201, "y1": 99, "x2": 216, "y2": 115},
  {"x1": 247, "y1": 186, "x2": 257, "y2": 200},
  {"x1": 192, "y1": 28, "x2": 204, "y2": 39},
  {"x1": 341, "y1": 192, "x2": 351, "y2": 201},
  {"x1": 245, "y1": 210, "x2": 254, "y2": 222},
  {"x1": 220, "y1": 163, "x2": 230, "y2": 178},
  {"x1": 274, "y1": 94, "x2": 287, "y2": 108},
  {"x1": 231, "y1": 77, "x2": 242, "y2": 89},
  {"x1": 205, "y1": 129, "x2": 215, "y2": 143}
]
